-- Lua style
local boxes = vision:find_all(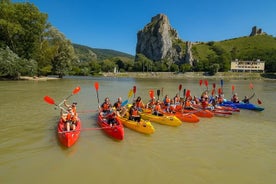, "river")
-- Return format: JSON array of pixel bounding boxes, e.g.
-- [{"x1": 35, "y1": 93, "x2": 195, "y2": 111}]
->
[{"x1": 0, "y1": 77, "x2": 275, "y2": 184}]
